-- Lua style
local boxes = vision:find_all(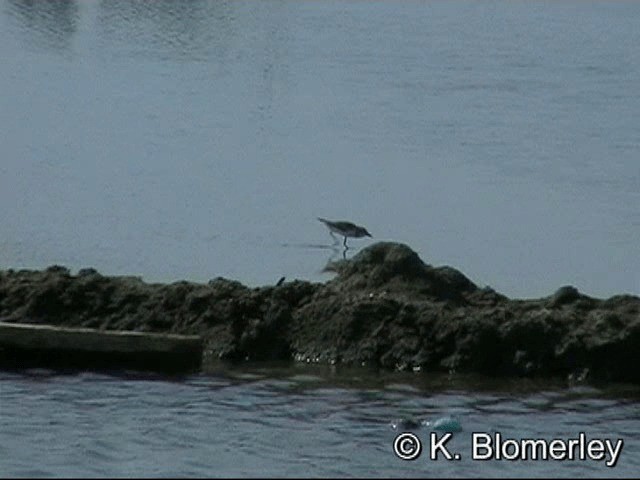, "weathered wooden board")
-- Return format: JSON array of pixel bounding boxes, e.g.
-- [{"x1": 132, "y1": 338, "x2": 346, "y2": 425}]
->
[{"x1": 0, "y1": 322, "x2": 203, "y2": 373}]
